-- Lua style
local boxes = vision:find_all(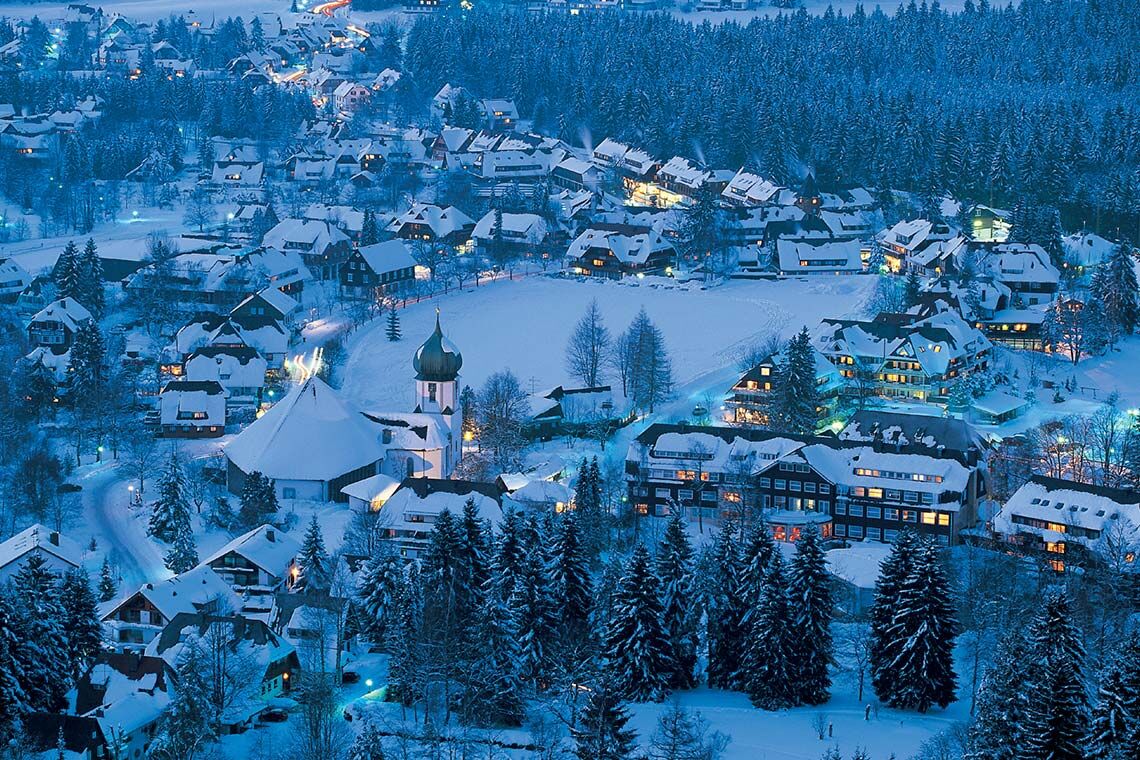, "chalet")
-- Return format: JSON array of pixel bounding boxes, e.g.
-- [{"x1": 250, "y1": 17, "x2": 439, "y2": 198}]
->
[
  {"x1": 795, "y1": 173, "x2": 823, "y2": 216},
  {"x1": 184, "y1": 345, "x2": 268, "y2": 404},
  {"x1": 341, "y1": 239, "x2": 418, "y2": 299},
  {"x1": 775, "y1": 239, "x2": 864, "y2": 275},
  {"x1": 27, "y1": 297, "x2": 92, "y2": 351},
  {"x1": 527, "y1": 385, "x2": 618, "y2": 439},
  {"x1": 726, "y1": 347, "x2": 844, "y2": 427},
  {"x1": 964, "y1": 204, "x2": 1011, "y2": 243},
  {"x1": 262, "y1": 219, "x2": 351, "y2": 279},
  {"x1": 158, "y1": 380, "x2": 226, "y2": 438},
  {"x1": 388, "y1": 203, "x2": 475, "y2": 245},
  {"x1": 552, "y1": 156, "x2": 601, "y2": 192},
  {"x1": 200, "y1": 524, "x2": 300, "y2": 606},
  {"x1": 721, "y1": 169, "x2": 791, "y2": 207},
  {"x1": 838, "y1": 410, "x2": 987, "y2": 467},
  {"x1": 991, "y1": 475, "x2": 1140, "y2": 573},
  {"x1": 0, "y1": 523, "x2": 83, "y2": 583},
  {"x1": 481, "y1": 98, "x2": 519, "y2": 131},
  {"x1": 146, "y1": 613, "x2": 299, "y2": 725},
  {"x1": 1063, "y1": 231, "x2": 1115, "y2": 270},
  {"x1": 813, "y1": 311, "x2": 993, "y2": 405},
  {"x1": 376, "y1": 478, "x2": 506, "y2": 558},
  {"x1": 471, "y1": 211, "x2": 551, "y2": 259},
  {"x1": 168, "y1": 312, "x2": 290, "y2": 371},
  {"x1": 102, "y1": 565, "x2": 241, "y2": 648},
  {"x1": 653, "y1": 155, "x2": 711, "y2": 202},
  {"x1": 334, "y1": 81, "x2": 371, "y2": 113},
  {"x1": 879, "y1": 219, "x2": 957, "y2": 272},
  {"x1": 567, "y1": 222, "x2": 676, "y2": 279},
  {"x1": 66, "y1": 653, "x2": 171, "y2": 760},
  {"x1": 211, "y1": 159, "x2": 264, "y2": 188},
  {"x1": 304, "y1": 203, "x2": 366, "y2": 239},
  {"x1": 978, "y1": 243, "x2": 1060, "y2": 306},
  {"x1": 231, "y1": 288, "x2": 300, "y2": 326},
  {"x1": 472, "y1": 148, "x2": 562, "y2": 181},
  {"x1": 273, "y1": 590, "x2": 352, "y2": 672},
  {"x1": 0, "y1": 256, "x2": 31, "y2": 301}
]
